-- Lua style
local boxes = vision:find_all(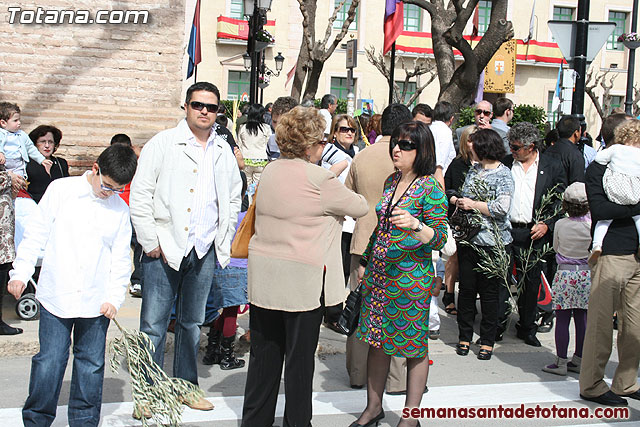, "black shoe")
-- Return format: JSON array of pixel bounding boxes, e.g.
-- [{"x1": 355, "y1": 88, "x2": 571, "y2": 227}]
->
[
  {"x1": 538, "y1": 319, "x2": 554, "y2": 333},
  {"x1": 350, "y1": 384, "x2": 364, "y2": 389},
  {"x1": 456, "y1": 343, "x2": 470, "y2": 356},
  {"x1": 219, "y1": 335, "x2": 245, "y2": 370},
  {"x1": 202, "y1": 328, "x2": 222, "y2": 365},
  {"x1": 477, "y1": 348, "x2": 493, "y2": 360},
  {"x1": 349, "y1": 410, "x2": 385, "y2": 427},
  {"x1": 581, "y1": 391, "x2": 628, "y2": 407},
  {"x1": 523, "y1": 334, "x2": 541, "y2": 347},
  {"x1": 616, "y1": 390, "x2": 640, "y2": 401}
]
